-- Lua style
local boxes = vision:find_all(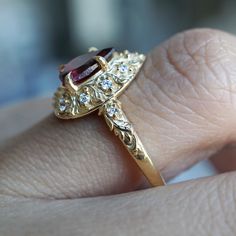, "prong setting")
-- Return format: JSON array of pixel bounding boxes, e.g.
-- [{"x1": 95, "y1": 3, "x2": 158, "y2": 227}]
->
[
  {"x1": 94, "y1": 56, "x2": 109, "y2": 72},
  {"x1": 64, "y1": 73, "x2": 79, "y2": 93}
]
